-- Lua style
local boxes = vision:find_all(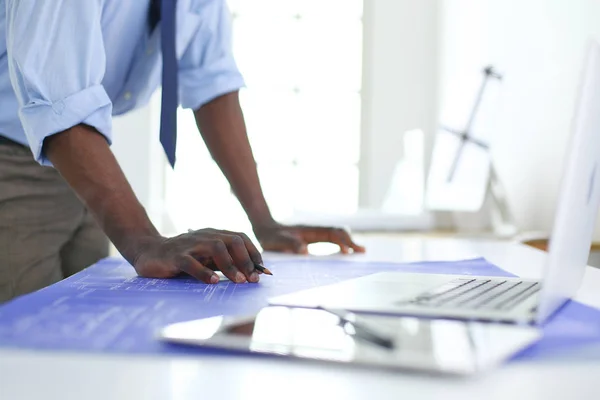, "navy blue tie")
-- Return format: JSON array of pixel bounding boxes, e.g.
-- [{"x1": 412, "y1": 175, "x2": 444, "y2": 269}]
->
[{"x1": 159, "y1": 0, "x2": 178, "y2": 167}]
